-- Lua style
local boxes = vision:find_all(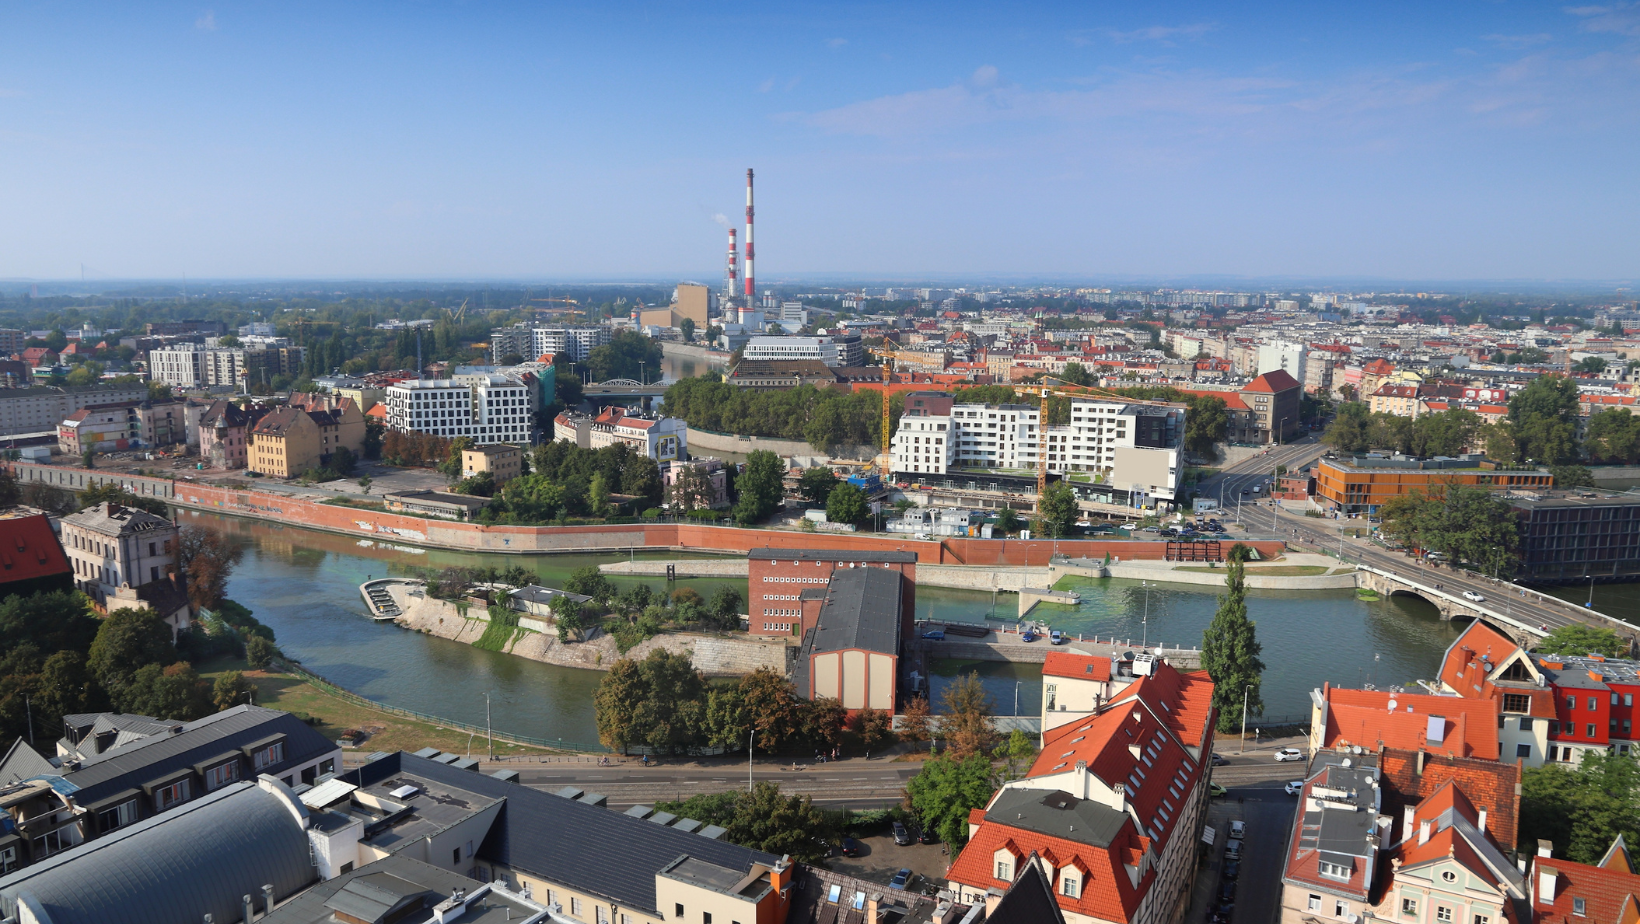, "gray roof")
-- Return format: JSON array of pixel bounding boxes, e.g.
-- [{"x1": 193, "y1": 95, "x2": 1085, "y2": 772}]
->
[
  {"x1": 0, "y1": 779, "x2": 317, "y2": 924},
  {"x1": 347, "y1": 753, "x2": 780, "y2": 917},
  {"x1": 261, "y1": 855, "x2": 546, "y2": 924},
  {"x1": 984, "y1": 787, "x2": 1129, "y2": 849},
  {"x1": 748, "y1": 547, "x2": 917, "y2": 563},
  {"x1": 63, "y1": 705, "x2": 338, "y2": 807},
  {"x1": 0, "y1": 739, "x2": 55, "y2": 787},
  {"x1": 60, "y1": 503, "x2": 174, "y2": 538},
  {"x1": 806, "y1": 567, "x2": 901, "y2": 656}
]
